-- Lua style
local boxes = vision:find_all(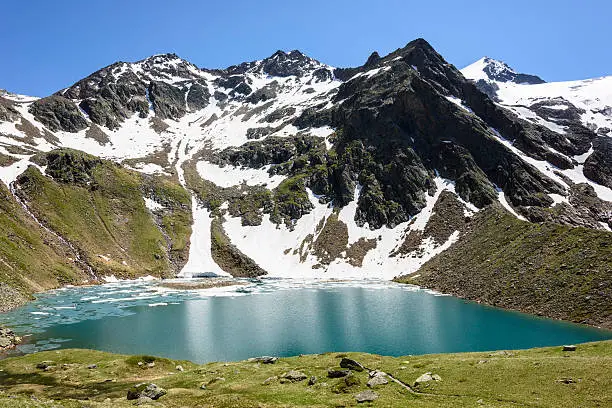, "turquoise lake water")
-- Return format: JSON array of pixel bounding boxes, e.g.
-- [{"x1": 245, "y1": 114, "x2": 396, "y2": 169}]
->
[{"x1": 2, "y1": 279, "x2": 610, "y2": 363}]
